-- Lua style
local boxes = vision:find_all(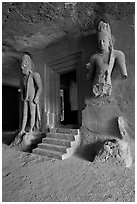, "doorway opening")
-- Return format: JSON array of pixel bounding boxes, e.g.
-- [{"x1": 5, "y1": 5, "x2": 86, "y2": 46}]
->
[
  {"x1": 2, "y1": 85, "x2": 19, "y2": 131},
  {"x1": 60, "y1": 70, "x2": 78, "y2": 126}
]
